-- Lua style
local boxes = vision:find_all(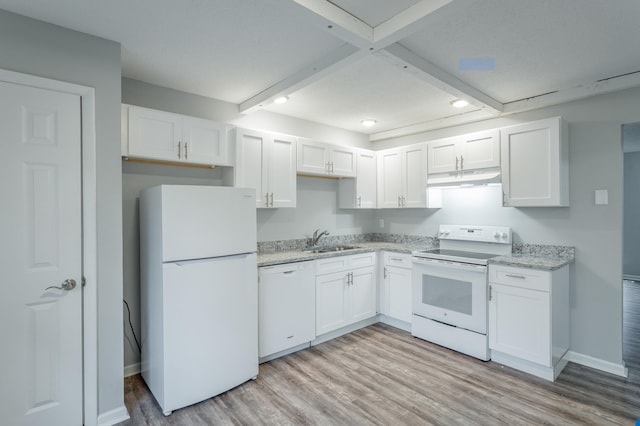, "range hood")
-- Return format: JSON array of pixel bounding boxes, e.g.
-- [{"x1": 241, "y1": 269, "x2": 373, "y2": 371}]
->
[{"x1": 427, "y1": 168, "x2": 501, "y2": 188}]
